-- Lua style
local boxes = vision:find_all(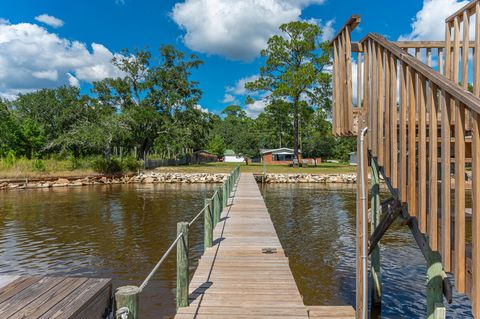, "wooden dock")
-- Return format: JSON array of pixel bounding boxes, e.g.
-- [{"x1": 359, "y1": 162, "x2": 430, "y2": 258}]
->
[
  {"x1": 0, "y1": 275, "x2": 111, "y2": 318},
  {"x1": 175, "y1": 173, "x2": 354, "y2": 319}
]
